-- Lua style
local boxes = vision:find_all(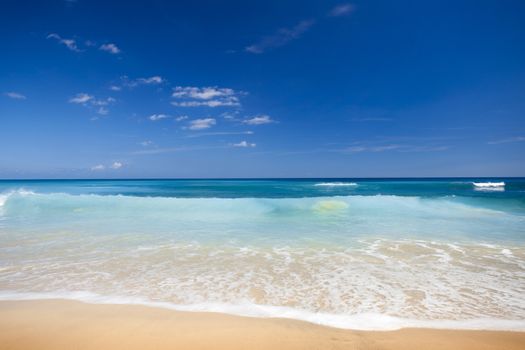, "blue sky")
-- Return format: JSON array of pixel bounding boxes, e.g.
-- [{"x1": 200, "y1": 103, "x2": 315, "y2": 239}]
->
[{"x1": 1, "y1": 0, "x2": 524, "y2": 178}]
